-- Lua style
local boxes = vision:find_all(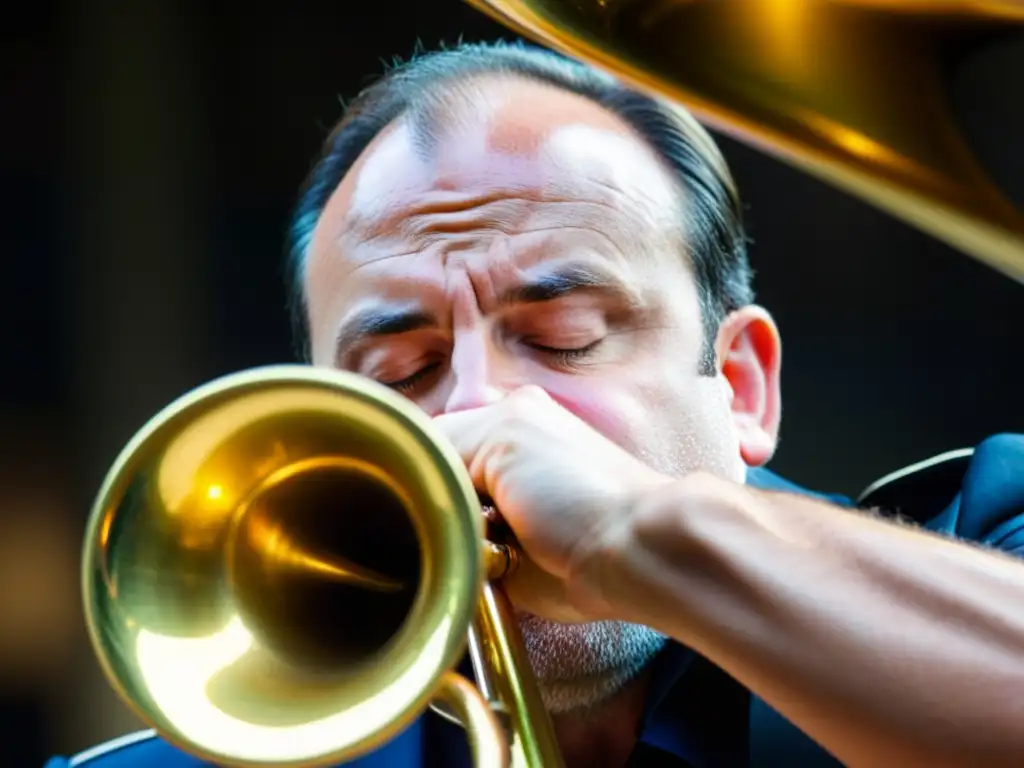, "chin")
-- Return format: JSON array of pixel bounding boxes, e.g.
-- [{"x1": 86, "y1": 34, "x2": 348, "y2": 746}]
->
[{"x1": 516, "y1": 613, "x2": 667, "y2": 714}]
